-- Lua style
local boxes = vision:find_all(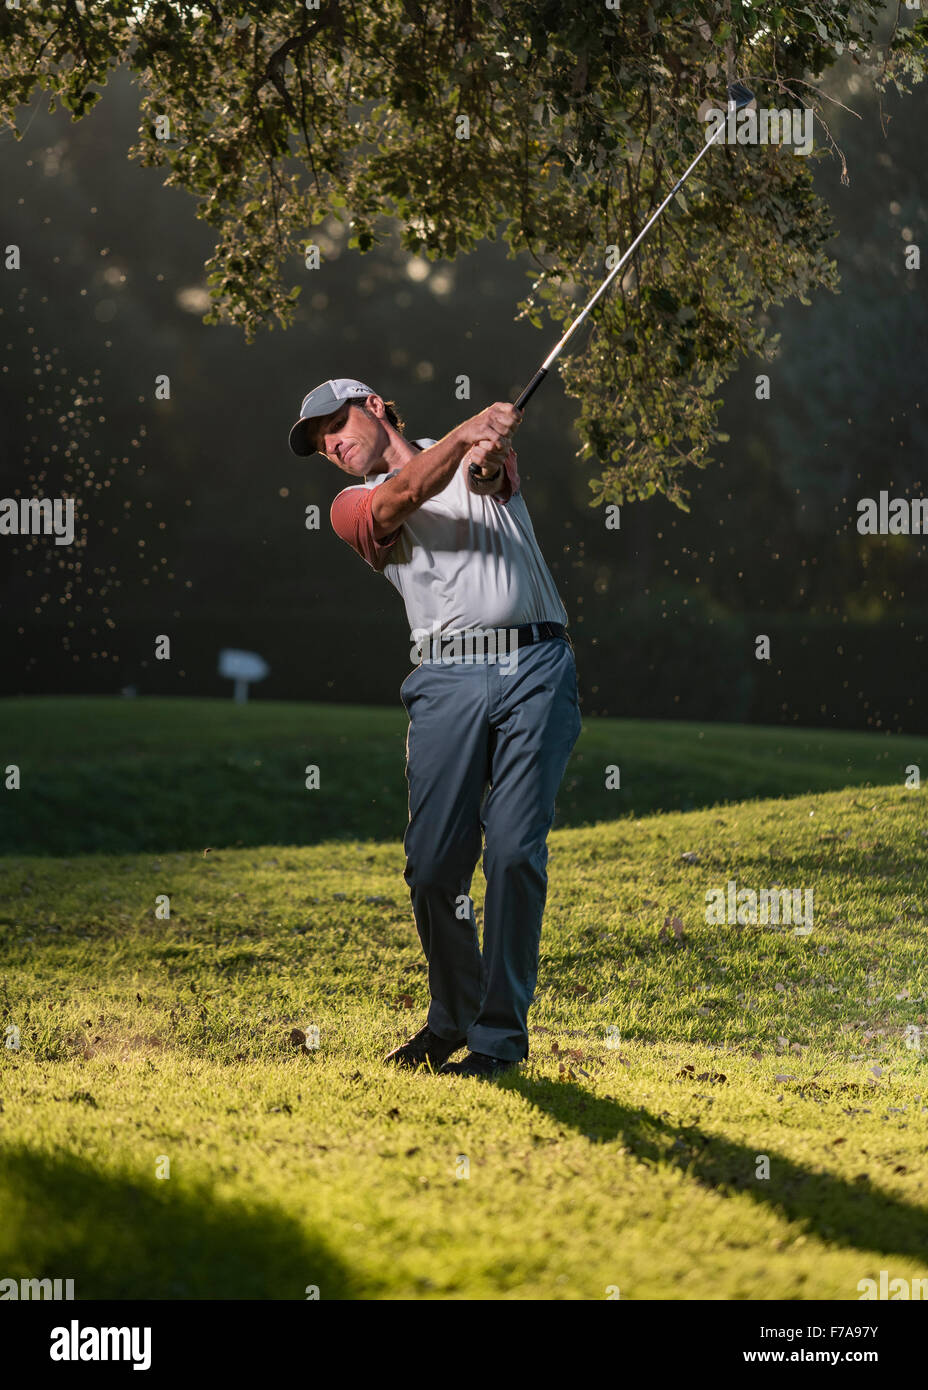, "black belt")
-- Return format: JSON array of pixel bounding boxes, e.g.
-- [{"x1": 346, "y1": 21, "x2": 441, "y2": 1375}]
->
[
  {"x1": 413, "y1": 622, "x2": 571, "y2": 662},
  {"x1": 511, "y1": 621, "x2": 571, "y2": 649}
]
